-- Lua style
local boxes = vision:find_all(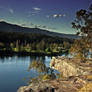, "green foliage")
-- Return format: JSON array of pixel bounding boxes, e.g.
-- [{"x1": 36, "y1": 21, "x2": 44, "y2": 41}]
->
[
  {"x1": 13, "y1": 48, "x2": 19, "y2": 52},
  {"x1": 0, "y1": 32, "x2": 73, "y2": 55}
]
